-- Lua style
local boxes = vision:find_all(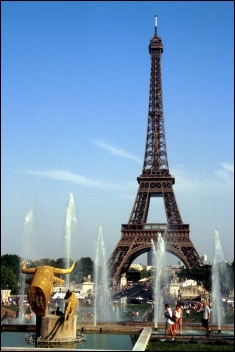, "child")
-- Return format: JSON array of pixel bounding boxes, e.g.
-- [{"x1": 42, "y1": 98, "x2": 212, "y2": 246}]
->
[{"x1": 186, "y1": 308, "x2": 190, "y2": 318}]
